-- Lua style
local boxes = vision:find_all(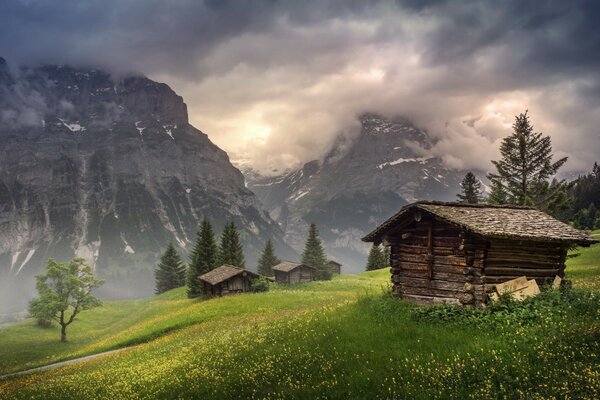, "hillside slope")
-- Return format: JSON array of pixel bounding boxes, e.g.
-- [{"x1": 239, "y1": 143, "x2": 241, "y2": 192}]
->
[{"x1": 0, "y1": 238, "x2": 598, "y2": 399}]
